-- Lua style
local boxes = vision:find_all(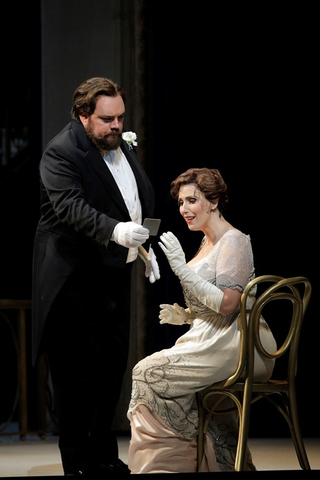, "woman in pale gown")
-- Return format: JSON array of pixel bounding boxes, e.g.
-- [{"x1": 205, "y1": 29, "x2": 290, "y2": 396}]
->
[{"x1": 127, "y1": 168, "x2": 277, "y2": 473}]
